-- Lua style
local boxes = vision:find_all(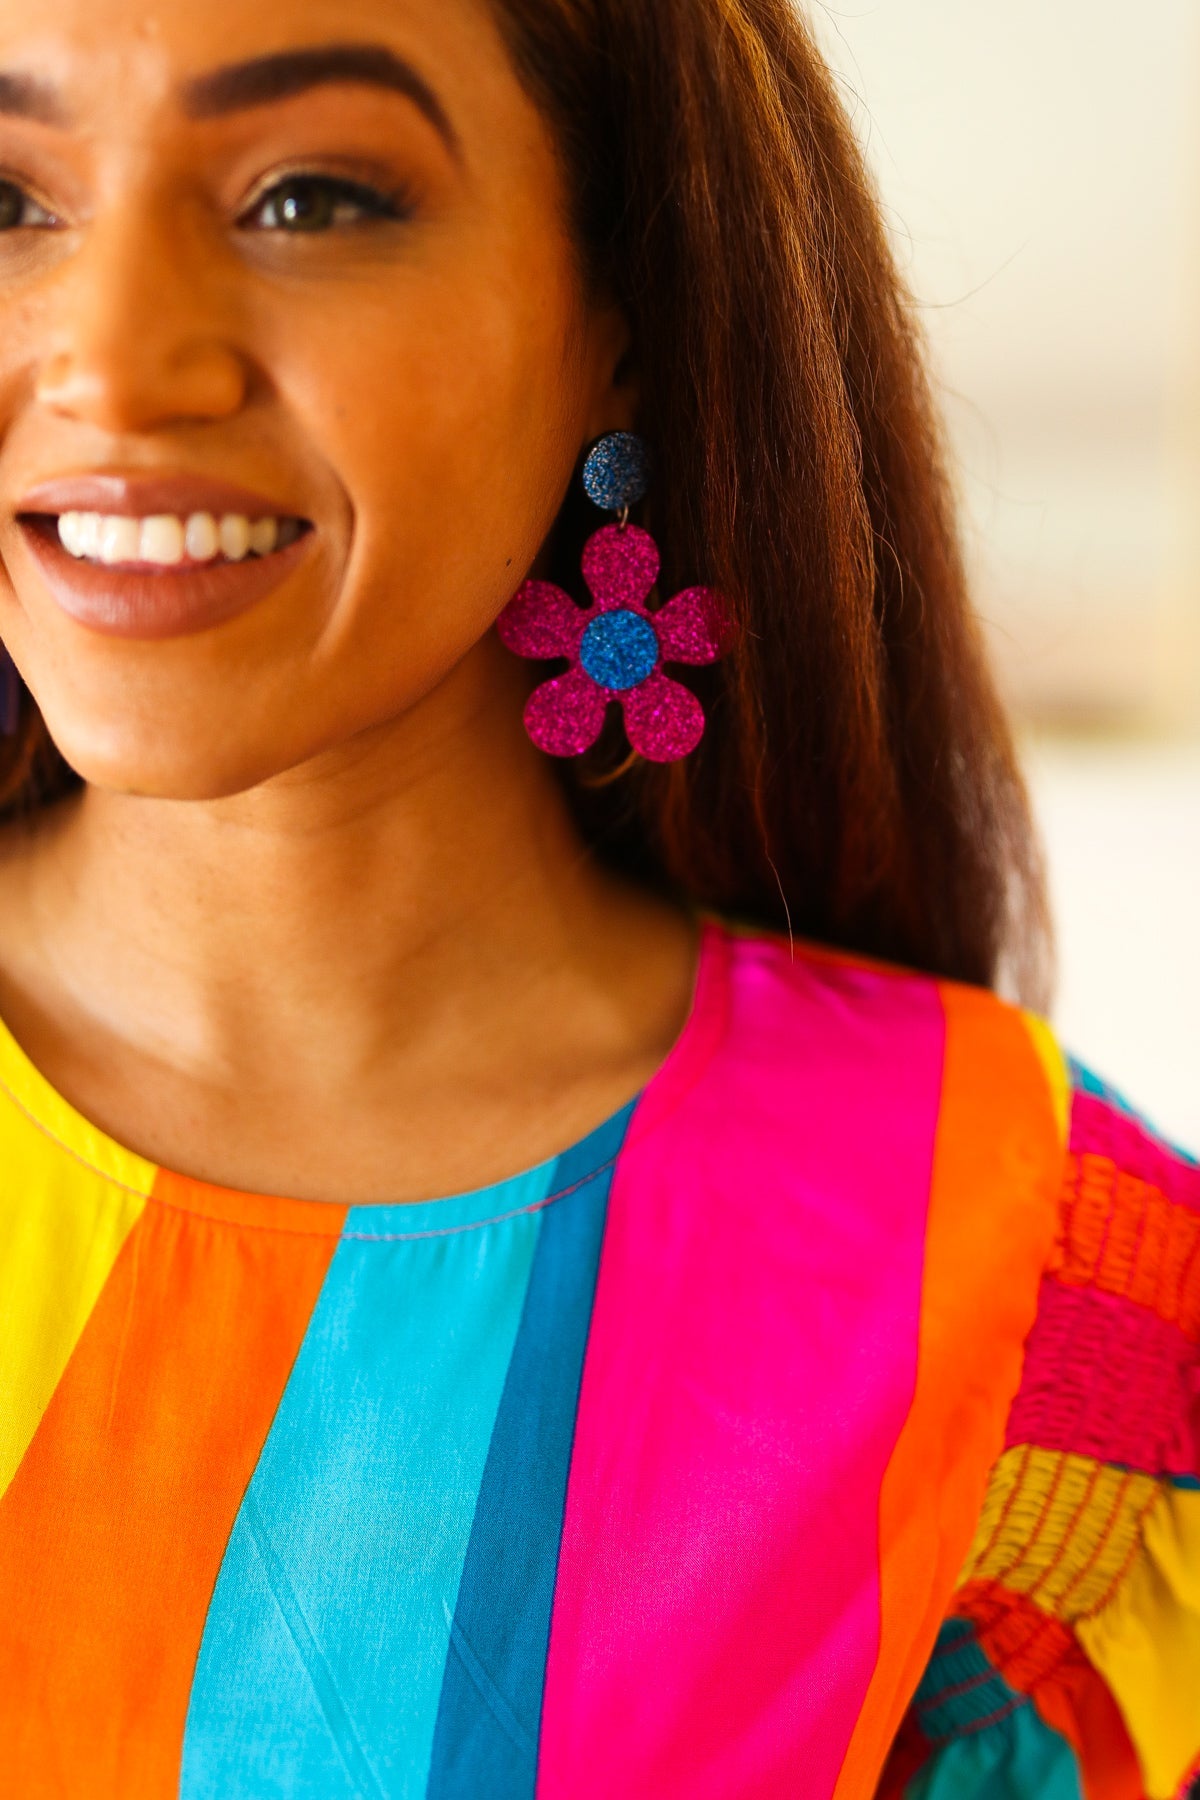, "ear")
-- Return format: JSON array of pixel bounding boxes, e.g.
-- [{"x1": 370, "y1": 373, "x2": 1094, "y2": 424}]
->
[{"x1": 583, "y1": 299, "x2": 640, "y2": 441}]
